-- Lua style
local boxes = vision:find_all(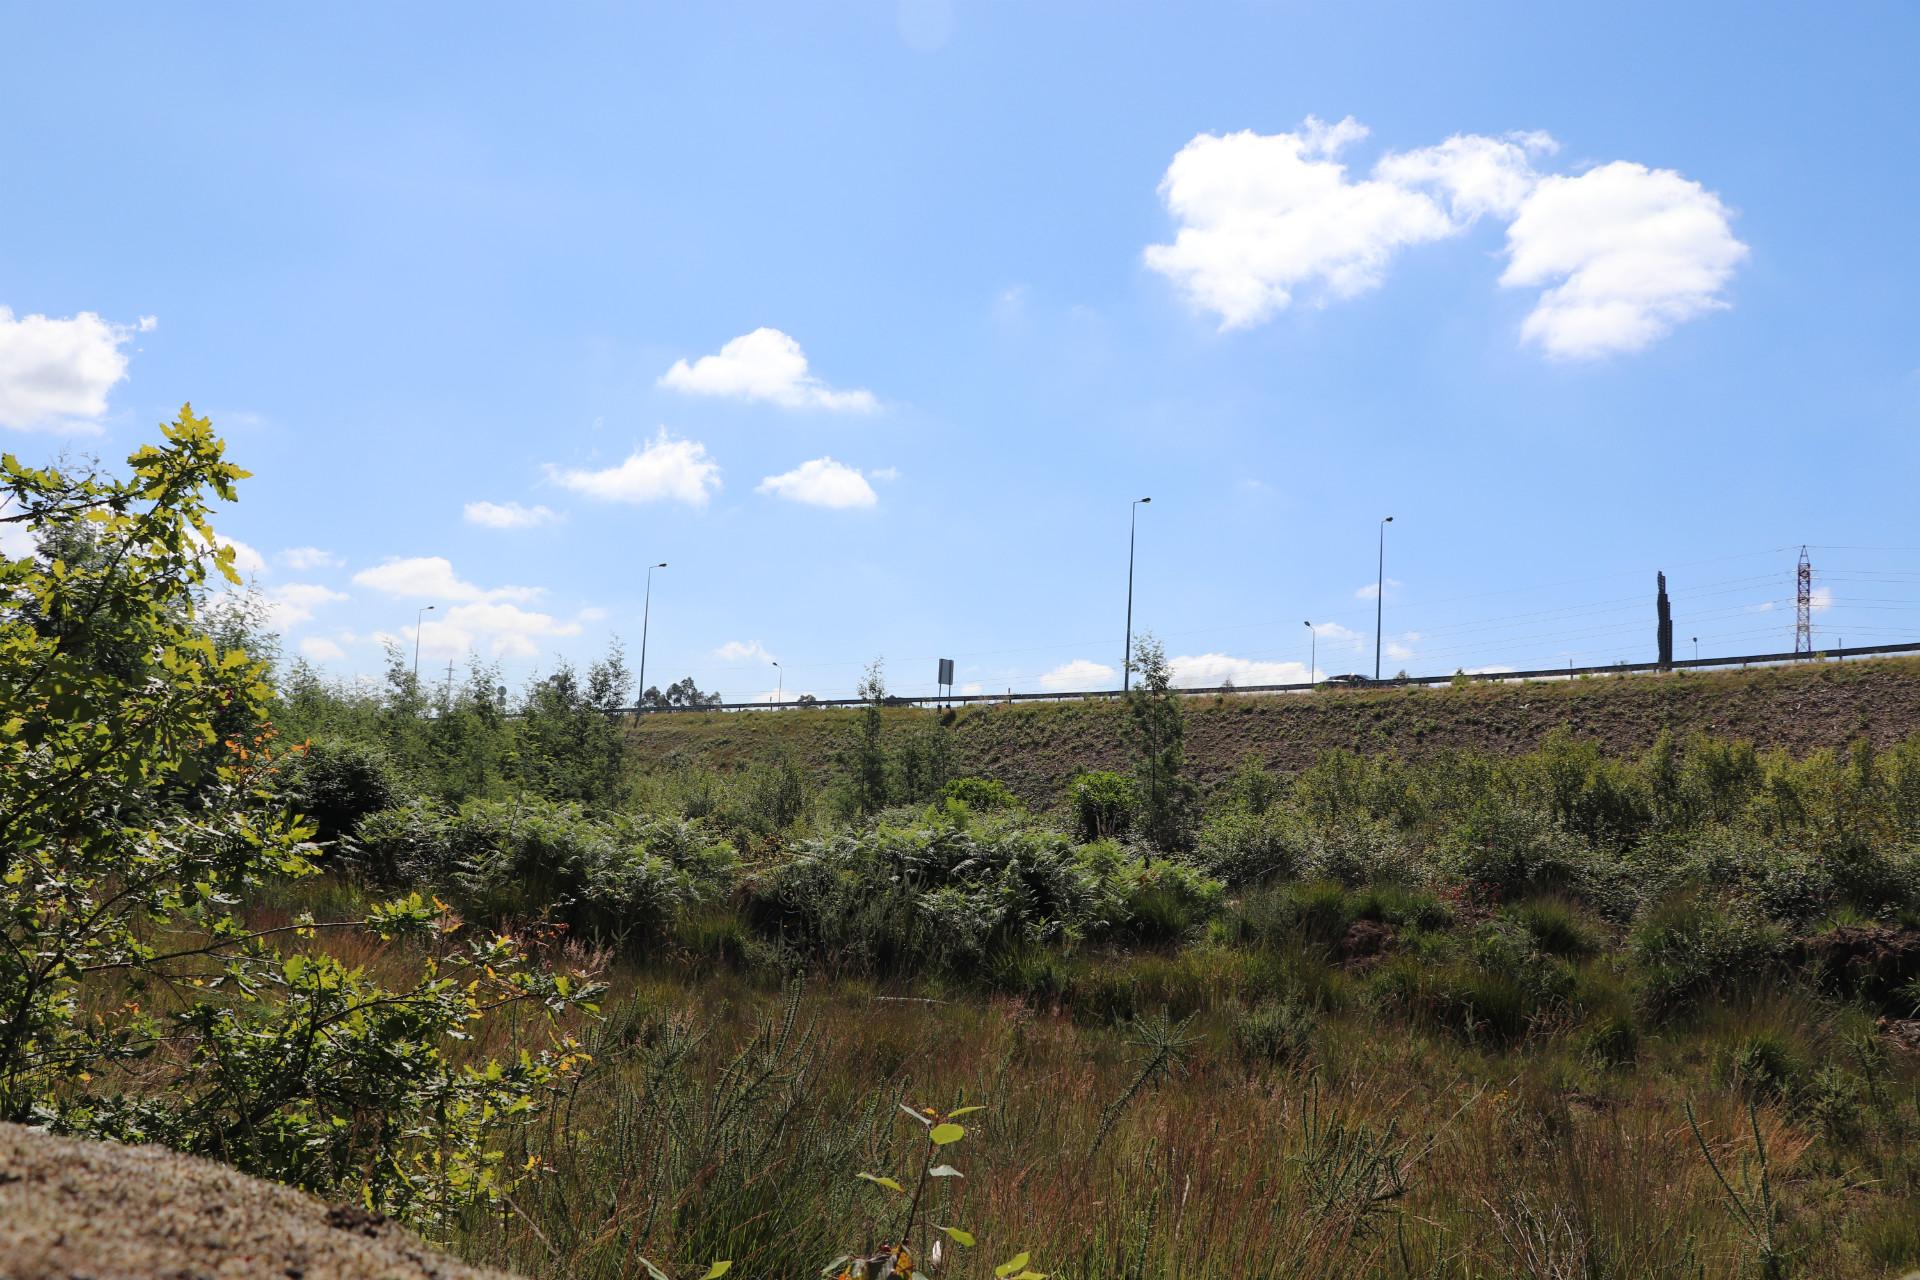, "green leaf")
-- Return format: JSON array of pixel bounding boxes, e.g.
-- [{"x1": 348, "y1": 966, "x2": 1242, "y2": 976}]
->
[
  {"x1": 858, "y1": 1172, "x2": 907, "y2": 1194},
  {"x1": 938, "y1": 1226, "x2": 976, "y2": 1247},
  {"x1": 946, "y1": 1104, "x2": 987, "y2": 1119},
  {"x1": 699, "y1": 1264, "x2": 733, "y2": 1279},
  {"x1": 929, "y1": 1122, "x2": 965, "y2": 1146},
  {"x1": 996, "y1": 1253, "x2": 1031, "y2": 1277}
]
